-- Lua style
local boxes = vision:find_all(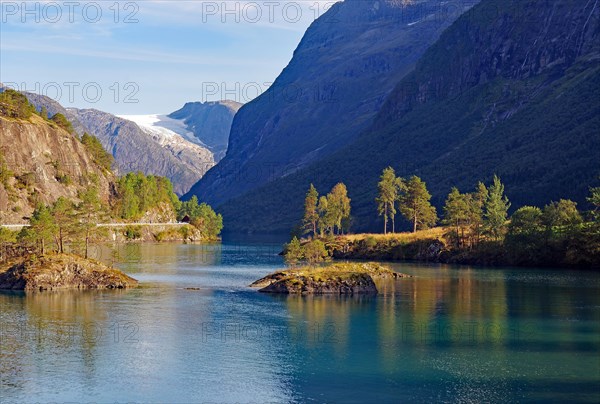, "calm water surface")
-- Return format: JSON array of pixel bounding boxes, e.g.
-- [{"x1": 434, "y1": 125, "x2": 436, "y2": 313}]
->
[{"x1": 1, "y1": 241, "x2": 599, "y2": 403}]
